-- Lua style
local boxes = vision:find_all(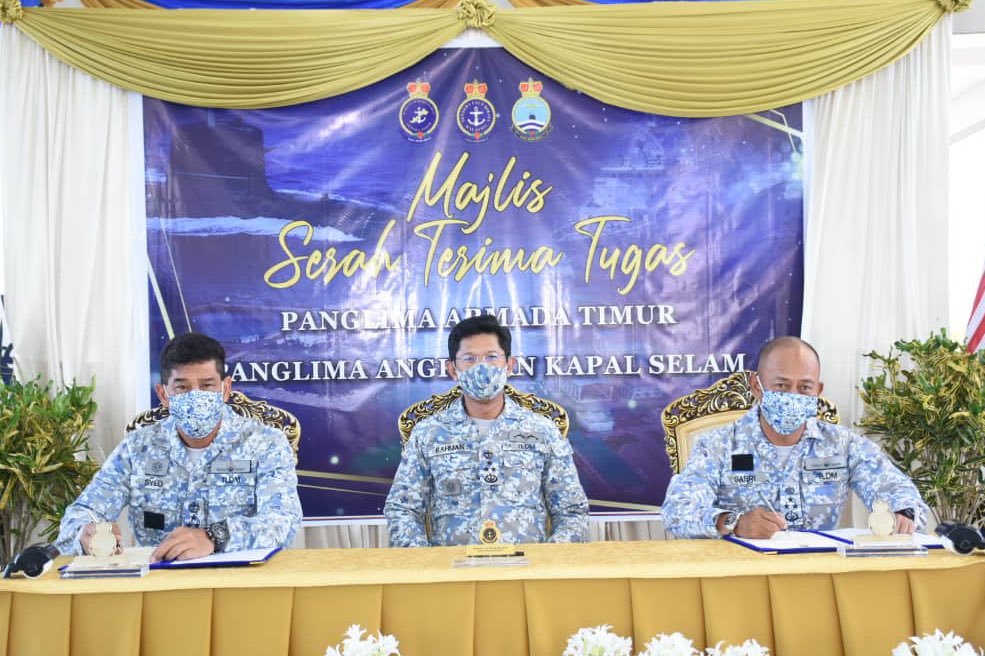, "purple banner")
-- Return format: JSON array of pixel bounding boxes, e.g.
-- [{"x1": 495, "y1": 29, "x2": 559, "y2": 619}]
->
[{"x1": 144, "y1": 47, "x2": 803, "y2": 519}]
